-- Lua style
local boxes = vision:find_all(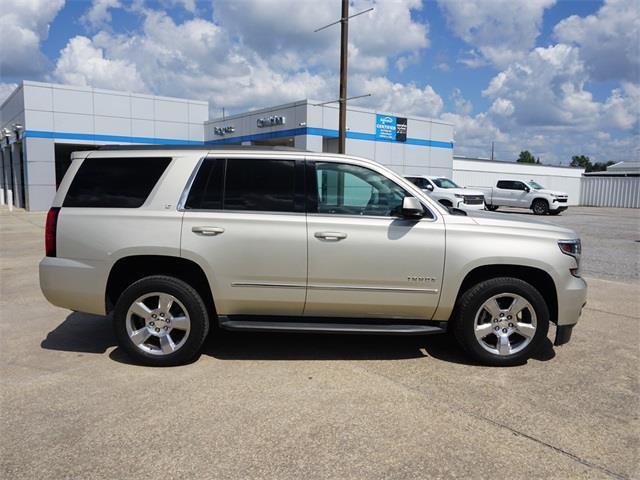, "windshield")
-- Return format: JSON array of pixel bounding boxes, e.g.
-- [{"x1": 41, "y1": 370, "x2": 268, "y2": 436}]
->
[
  {"x1": 432, "y1": 178, "x2": 460, "y2": 189},
  {"x1": 527, "y1": 180, "x2": 545, "y2": 190}
]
